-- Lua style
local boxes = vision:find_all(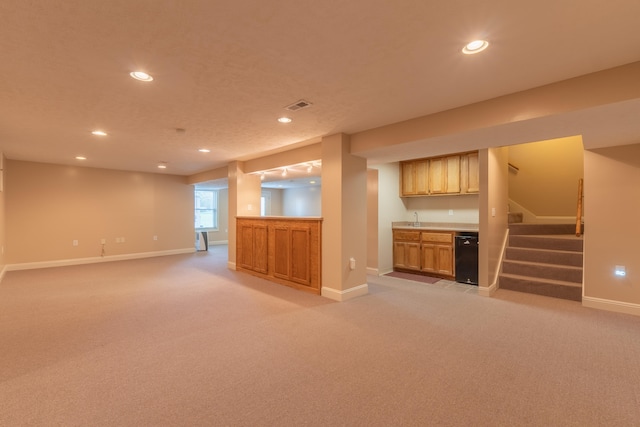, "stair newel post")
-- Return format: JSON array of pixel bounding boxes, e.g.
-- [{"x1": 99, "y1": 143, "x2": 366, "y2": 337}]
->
[{"x1": 576, "y1": 178, "x2": 584, "y2": 237}]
